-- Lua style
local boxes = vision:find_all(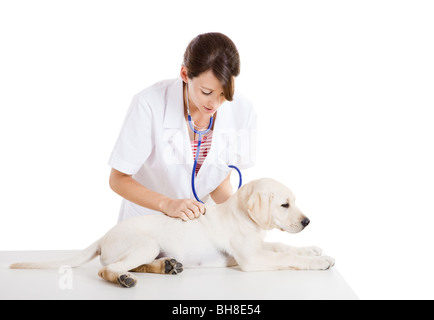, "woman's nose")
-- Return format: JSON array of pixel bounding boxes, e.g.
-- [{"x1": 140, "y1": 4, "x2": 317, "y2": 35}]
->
[{"x1": 209, "y1": 96, "x2": 224, "y2": 108}]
